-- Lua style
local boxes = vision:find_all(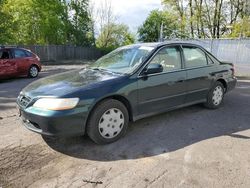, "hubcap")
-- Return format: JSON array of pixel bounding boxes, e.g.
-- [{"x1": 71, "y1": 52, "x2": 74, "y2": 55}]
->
[
  {"x1": 98, "y1": 108, "x2": 124, "y2": 139},
  {"x1": 212, "y1": 86, "x2": 223, "y2": 105},
  {"x1": 30, "y1": 67, "x2": 38, "y2": 77}
]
